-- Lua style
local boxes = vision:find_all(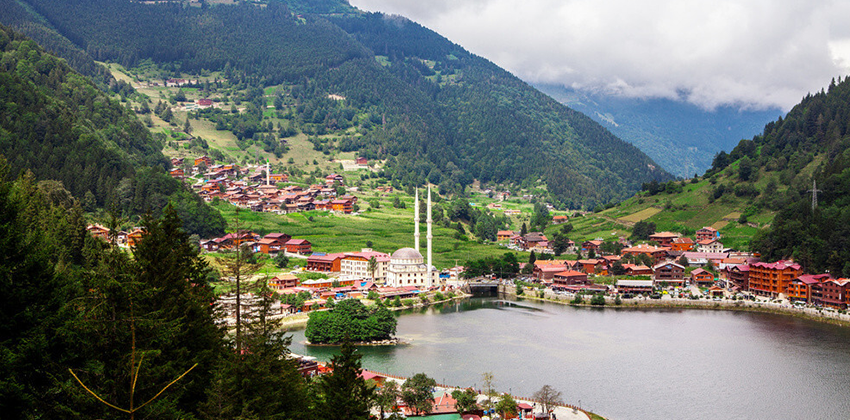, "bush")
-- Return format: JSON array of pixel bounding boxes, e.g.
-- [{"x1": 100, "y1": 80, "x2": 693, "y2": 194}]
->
[
  {"x1": 402, "y1": 299, "x2": 414, "y2": 307},
  {"x1": 445, "y1": 291, "x2": 455, "y2": 299},
  {"x1": 590, "y1": 294, "x2": 605, "y2": 306},
  {"x1": 571, "y1": 294, "x2": 583, "y2": 304},
  {"x1": 614, "y1": 294, "x2": 623, "y2": 305},
  {"x1": 393, "y1": 296, "x2": 402, "y2": 307},
  {"x1": 274, "y1": 253, "x2": 290, "y2": 268},
  {"x1": 419, "y1": 295, "x2": 429, "y2": 304},
  {"x1": 434, "y1": 292, "x2": 445, "y2": 301}
]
